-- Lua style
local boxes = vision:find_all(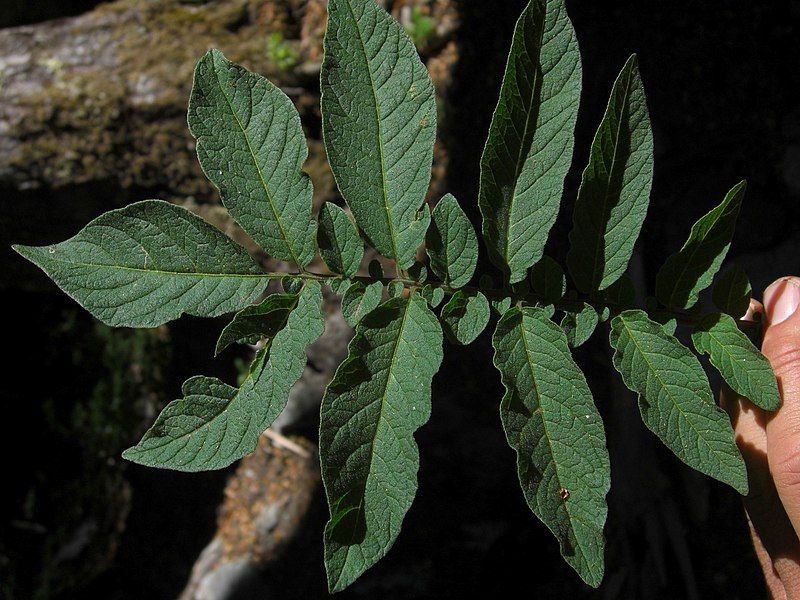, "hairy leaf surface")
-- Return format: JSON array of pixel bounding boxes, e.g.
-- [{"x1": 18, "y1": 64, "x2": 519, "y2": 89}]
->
[
  {"x1": 655, "y1": 181, "x2": 746, "y2": 309},
  {"x1": 479, "y1": 0, "x2": 582, "y2": 283},
  {"x1": 321, "y1": 0, "x2": 436, "y2": 268},
  {"x1": 609, "y1": 310, "x2": 748, "y2": 494},
  {"x1": 440, "y1": 291, "x2": 490, "y2": 345},
  {"x1": 14, "y1": 200, "x2": 269, "y2": 328},
  {"x1": 318, "y1": 202, "x2": 364, "y2": 277},
  {"x1": 493, "y1": 306, "x2": 610, "y2": 587},
  {"x1": 692, "y1": 313, "x2": 780, "y2": 411},
  {"x1": 123, "y1": 283, "x2": 324, "y2": 471},
  {"x1": 215, "y1": 293, "x2": 297, "y2": 355},
  {"x1": 712, "y1": 266, "x2": 752, "y2": 319},
  {"x1": 320, "y1": 294, "x2": 443, "y2": 591},
  {"x1": 426, "y1": 194, "x2": 478, "y2": 288},
  {"x1": 188, "y1": 49, "x2": 316, "y2": 266},
  {"x1": 567, "y1": 54, "x2": 653, "y2": 293}
]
